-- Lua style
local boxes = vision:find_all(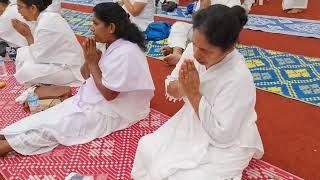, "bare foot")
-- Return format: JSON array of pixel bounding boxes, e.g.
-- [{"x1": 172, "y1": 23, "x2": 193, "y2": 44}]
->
[
  {"x1": 0, "y1": 140, "x2": 14, "y2": 157},
  {"x1": 163, "y1": 53, "x2": 182, "y2": 66},
  {"x1": 287, "y1": 8, "x2": 304, "y2": 14},
  {"x1": 161, "y1": 46, "x2": 173, "y2": 56}
]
